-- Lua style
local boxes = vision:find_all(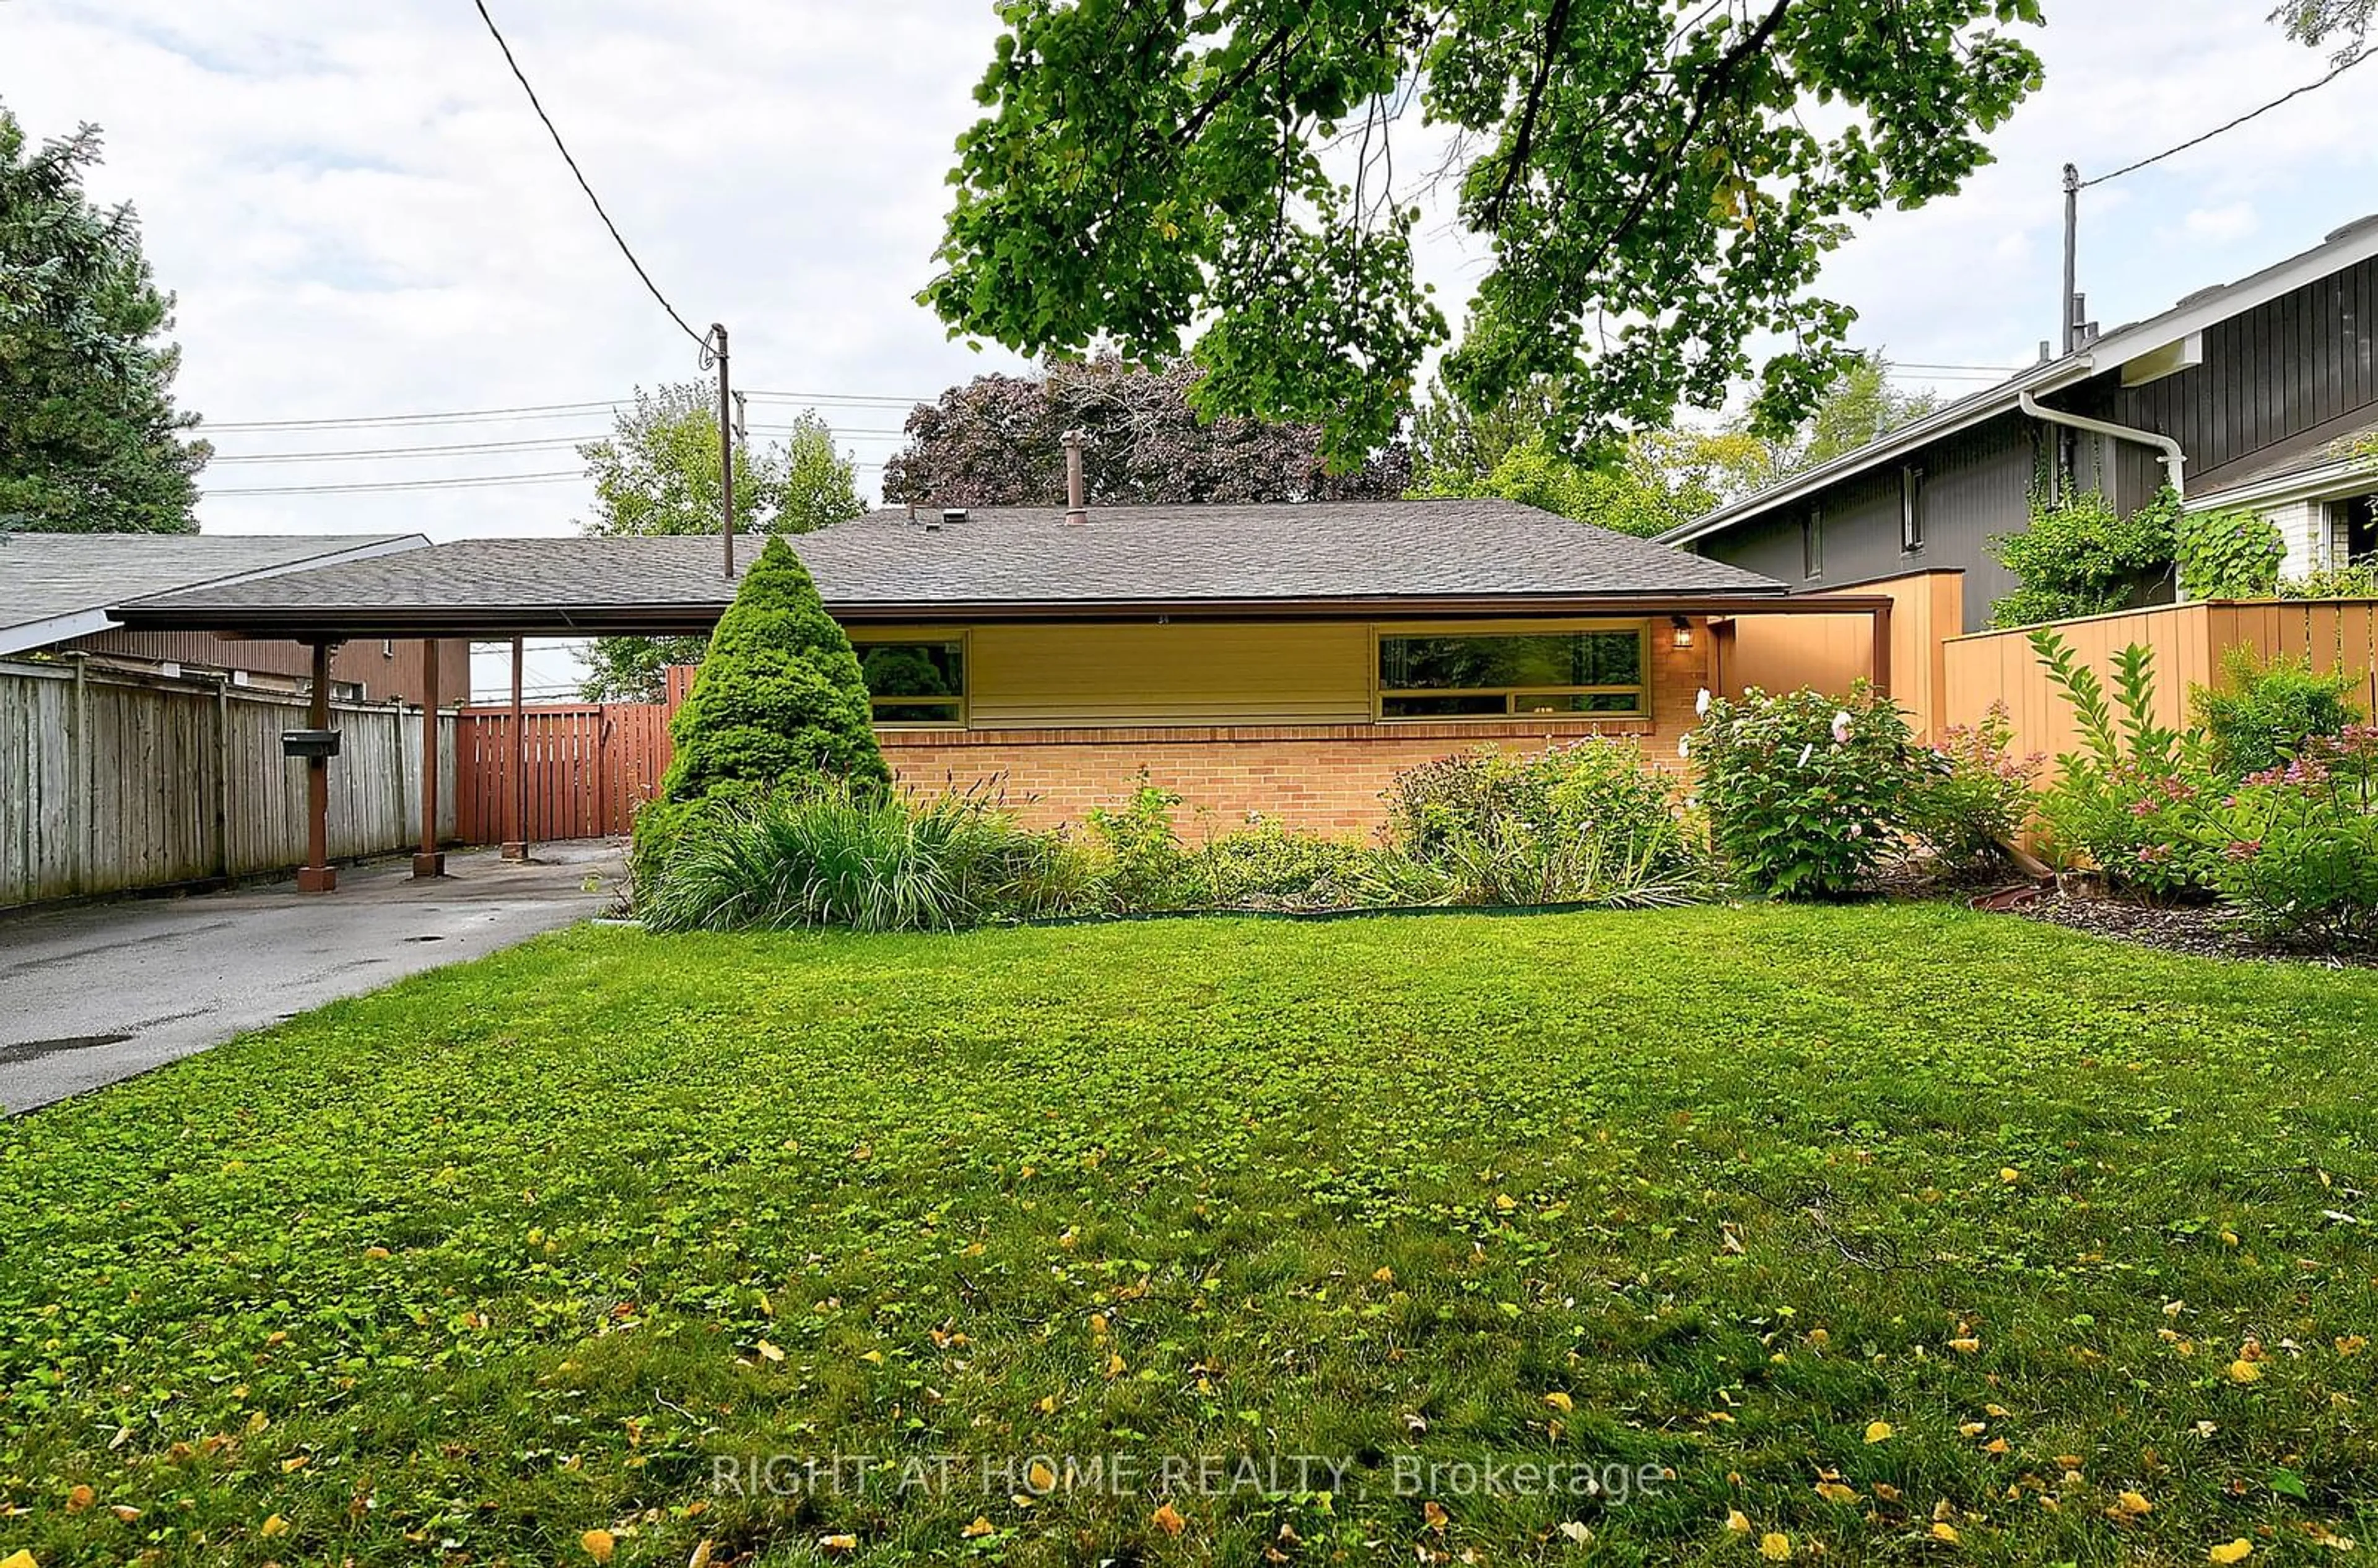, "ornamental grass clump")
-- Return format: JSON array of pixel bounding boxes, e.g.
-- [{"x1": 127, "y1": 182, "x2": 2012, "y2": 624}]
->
[
  {"x1": 641, "y1": 784, "x2": 1092, "y2": 933},
  {"x1": 1689, "y1": 682, "x2": 1920, "y2": 899}
]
